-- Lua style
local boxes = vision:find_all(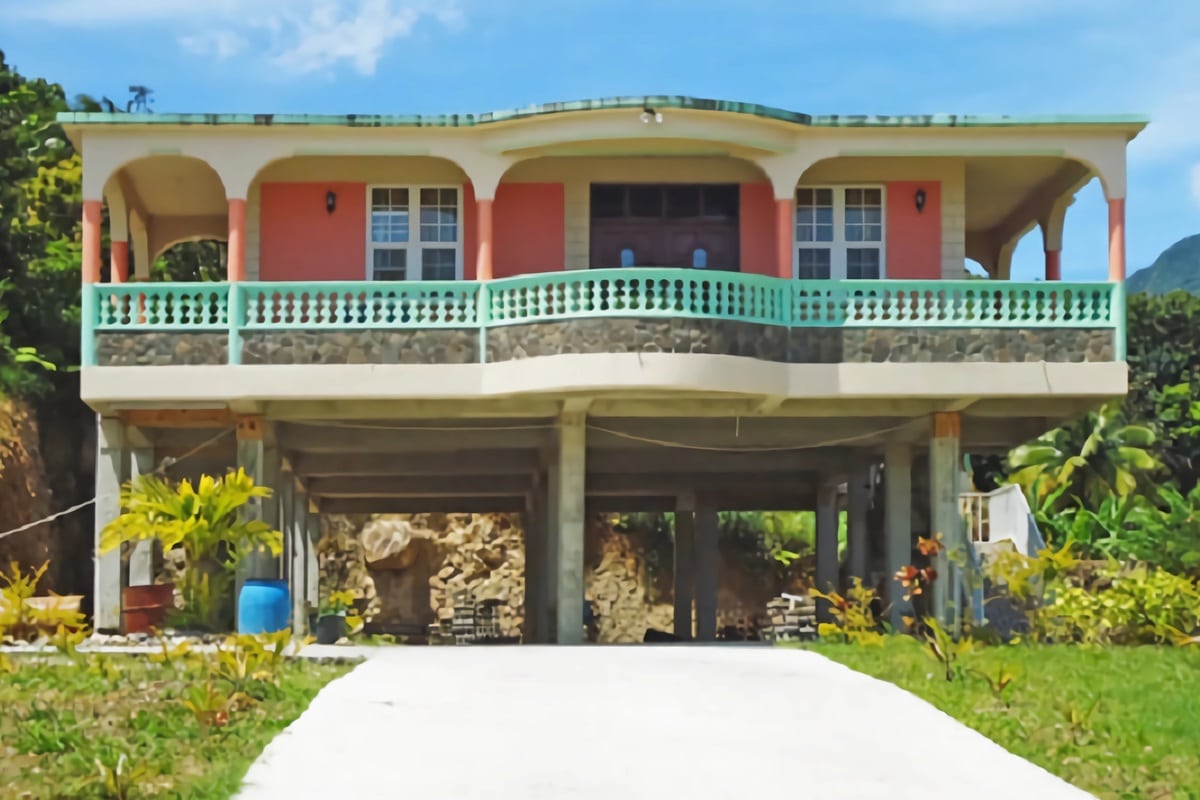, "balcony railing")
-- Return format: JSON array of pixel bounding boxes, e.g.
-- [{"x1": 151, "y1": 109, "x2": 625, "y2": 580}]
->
[{"x1": 82, "y1": 268, "x2": 1125, "y2": 366}]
